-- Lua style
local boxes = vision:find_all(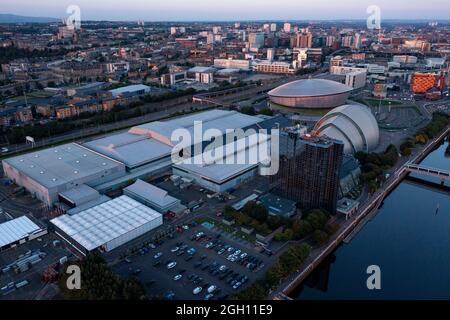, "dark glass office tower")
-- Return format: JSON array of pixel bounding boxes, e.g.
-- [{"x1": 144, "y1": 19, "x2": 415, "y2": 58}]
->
[{"x1": 272, "y1": 127, "x2": 344, "y2": 214}]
